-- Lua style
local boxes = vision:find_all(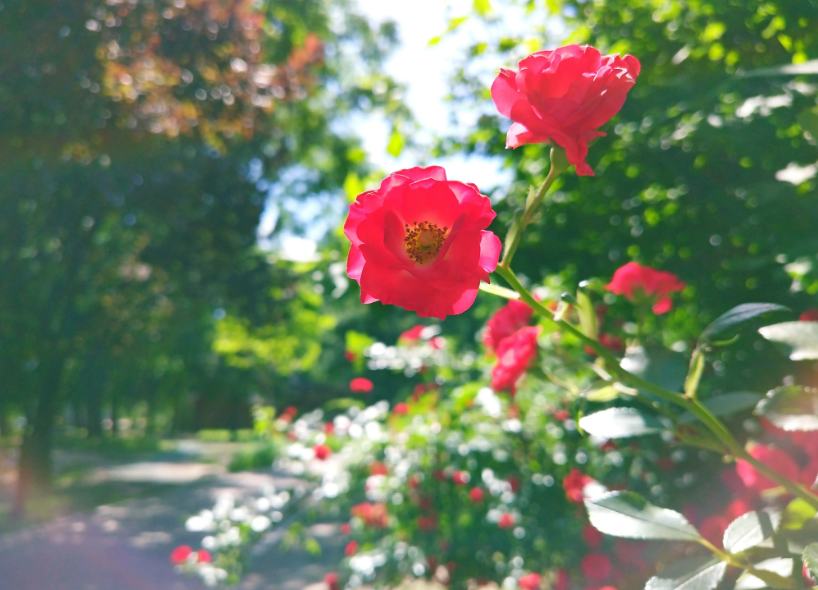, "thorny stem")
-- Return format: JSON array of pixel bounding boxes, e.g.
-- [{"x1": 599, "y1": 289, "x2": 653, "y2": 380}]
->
[{"x1": 494, "y1": 264, "x2": 818, "y2": 511}]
